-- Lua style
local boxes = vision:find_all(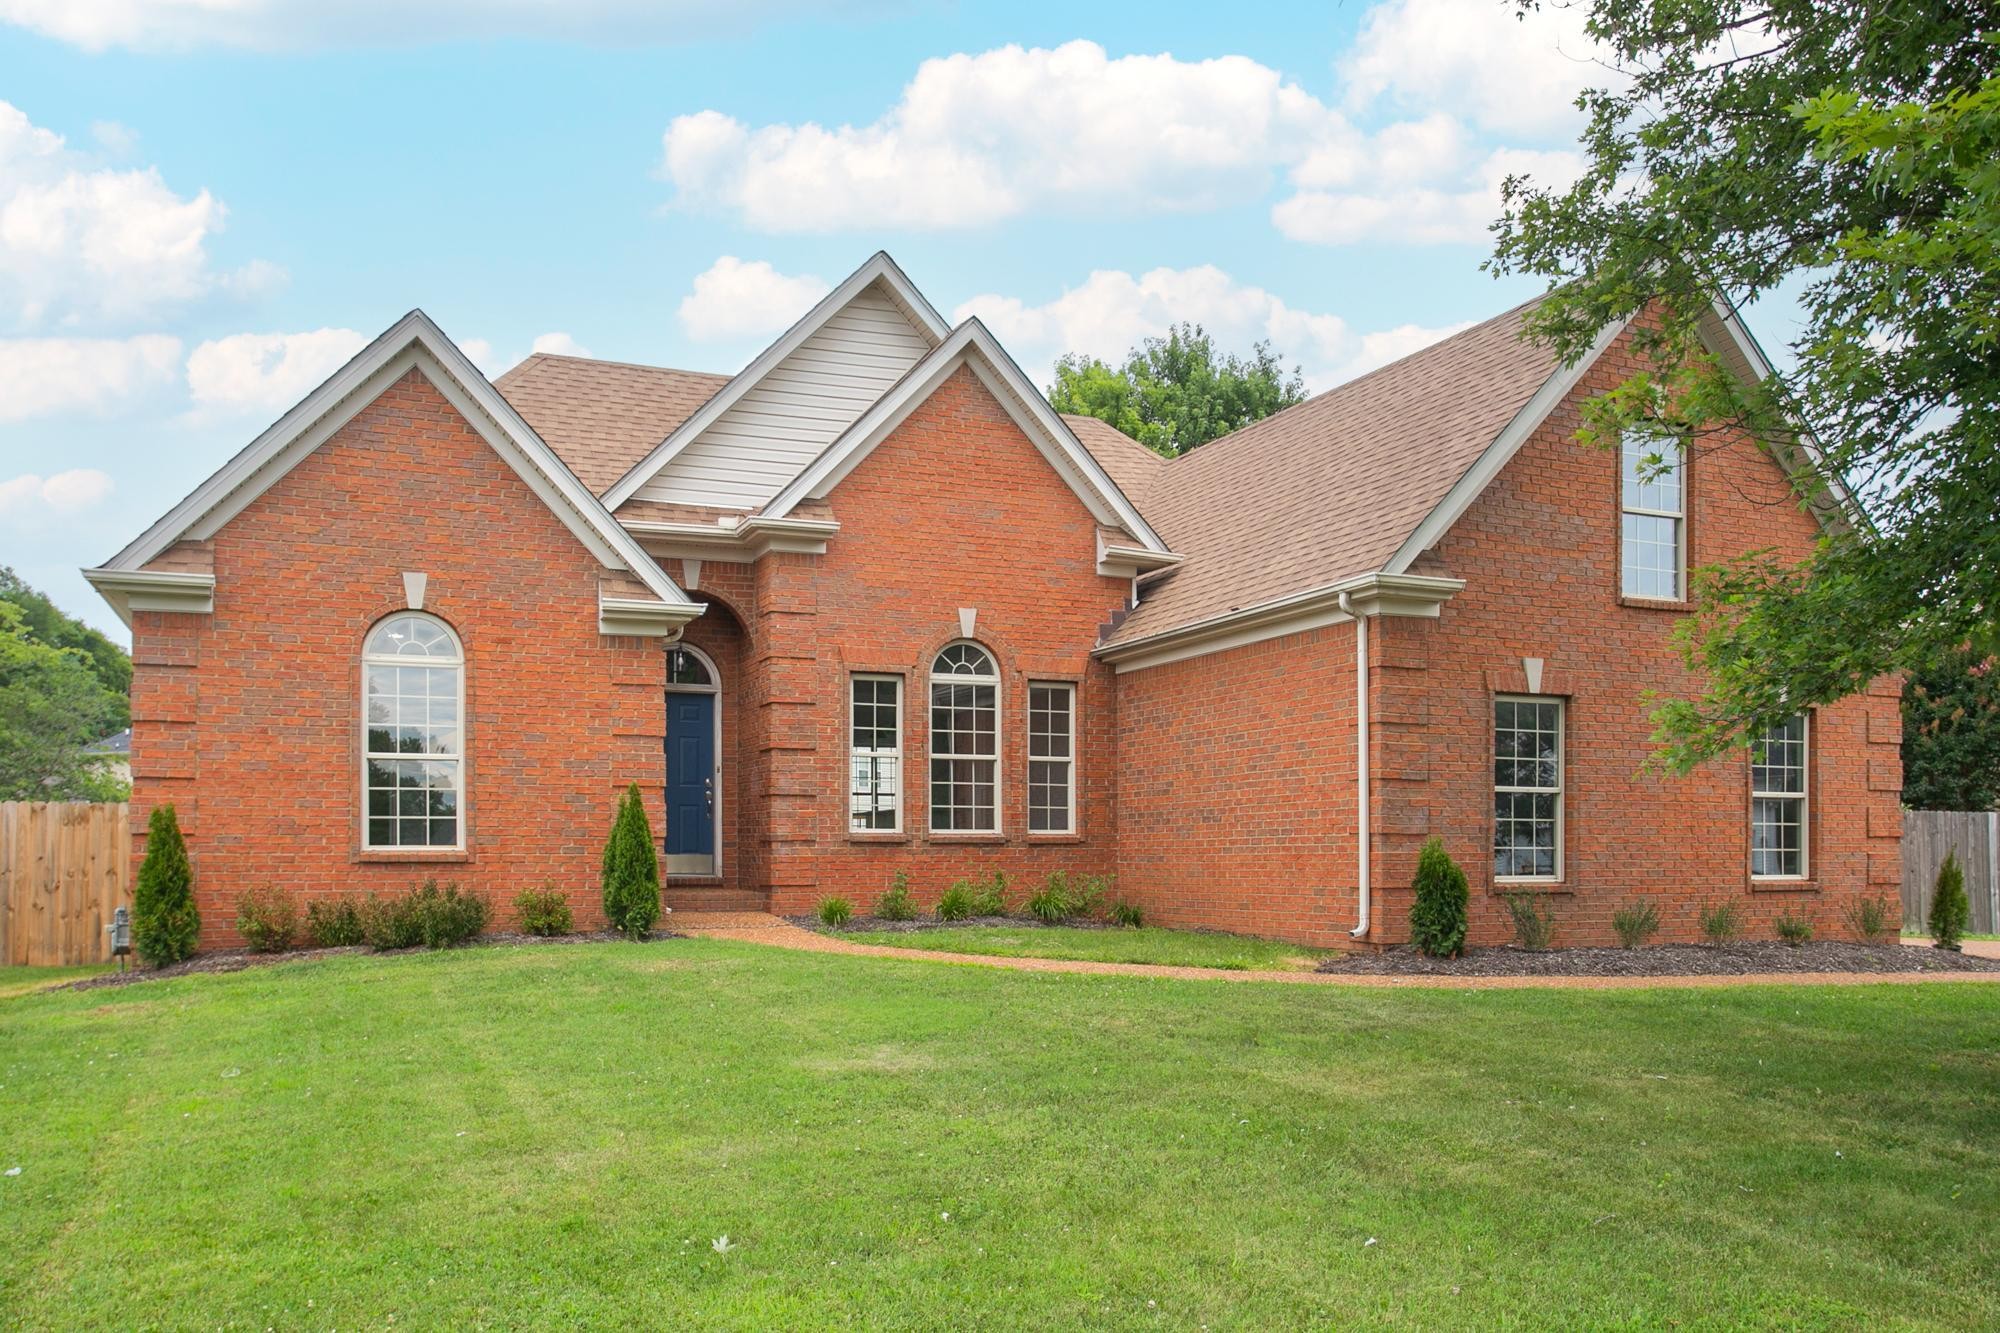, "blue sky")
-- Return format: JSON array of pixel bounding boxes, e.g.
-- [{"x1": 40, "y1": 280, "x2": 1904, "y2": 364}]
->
[{"x1": 0, "y1": 0, "x2": 1634, "y2": 639}]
